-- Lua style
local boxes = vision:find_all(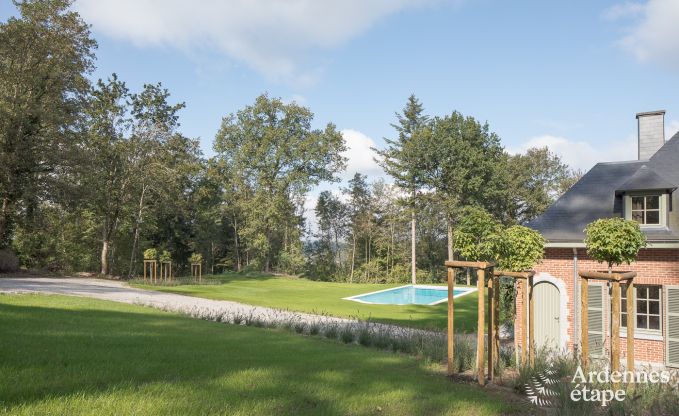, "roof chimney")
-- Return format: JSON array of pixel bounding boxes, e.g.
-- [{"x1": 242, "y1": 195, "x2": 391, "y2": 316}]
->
[{"x1": 637, "y1": 110, "x2": 665, "y2": 160}]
